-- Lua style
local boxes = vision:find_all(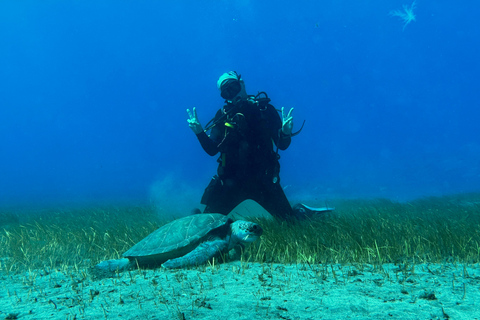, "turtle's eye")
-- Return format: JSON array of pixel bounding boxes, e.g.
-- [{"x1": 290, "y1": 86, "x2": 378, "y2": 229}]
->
[{"x1": 248, "y1": 224, "x2": 261, "y2": 233}]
